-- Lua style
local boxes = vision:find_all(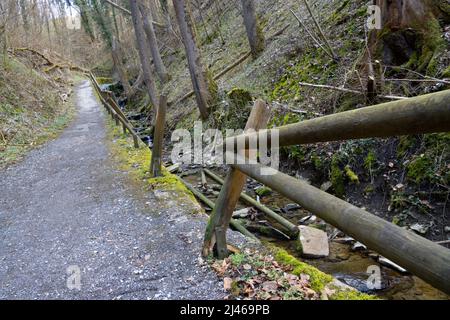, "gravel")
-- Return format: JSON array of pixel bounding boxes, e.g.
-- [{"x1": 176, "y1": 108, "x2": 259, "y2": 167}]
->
[{"x1": 0, "y1": 80, "x2": 248, "y2": 300}]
